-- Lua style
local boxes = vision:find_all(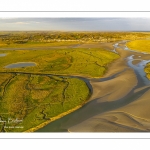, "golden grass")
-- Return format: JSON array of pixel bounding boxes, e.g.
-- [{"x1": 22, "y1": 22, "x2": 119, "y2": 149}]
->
[{"x1": 127, "y1": 40, "x2": 150, "y2": 53}]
